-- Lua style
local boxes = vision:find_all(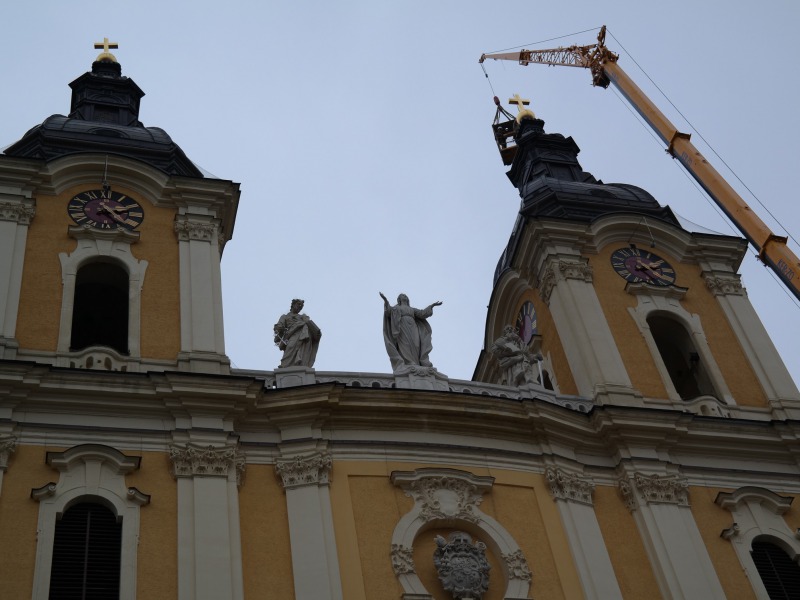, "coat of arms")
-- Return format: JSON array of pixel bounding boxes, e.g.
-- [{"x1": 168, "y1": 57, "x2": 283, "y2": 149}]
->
[{"x1": 433, "y1": 531, "x2": 490, "y2": 599}]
